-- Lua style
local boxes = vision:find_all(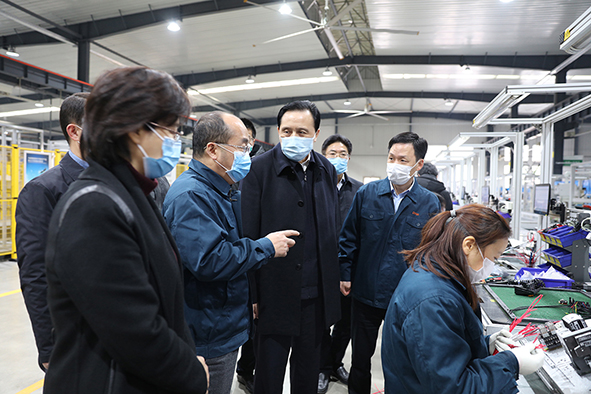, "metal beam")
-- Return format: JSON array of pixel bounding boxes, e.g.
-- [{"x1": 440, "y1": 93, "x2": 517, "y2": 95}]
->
[
  {"x1": 0, "y1": 0, "x2": 283, "y2": 46},
  {"x1": 0, "y1": 54, "x2": 93, "y2": 97},
  {"x1": 77, "y1": 41, "x2": 90, "y2": 83},
  {"x1": 191, "y1": 91, "x2": 555, "y2": 113},
  {"x1": 251, "y1": 110, "x2": 484, "y2": 126},
  {"x1": 174, "y1": 55, "x2": 591, "y2": 87}
]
